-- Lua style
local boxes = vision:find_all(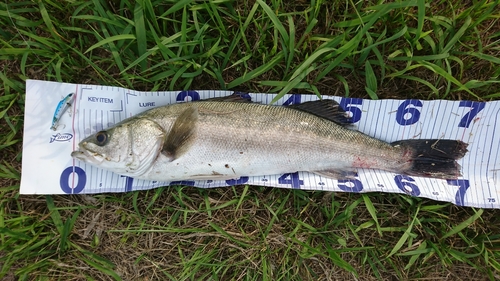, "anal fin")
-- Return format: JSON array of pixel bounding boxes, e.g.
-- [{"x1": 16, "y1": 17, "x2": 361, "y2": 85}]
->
[
  {"x1": 162, "y1": 106, "x2": 198, "y2": 161},
  {"x1": 312, "y1": 169, "x2": 357, "y2": 179}
]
